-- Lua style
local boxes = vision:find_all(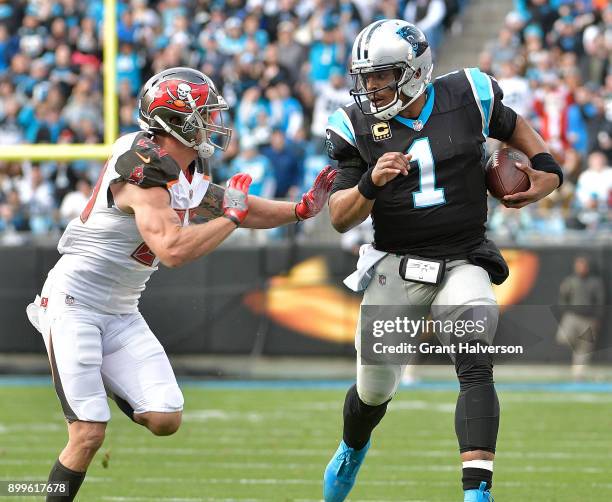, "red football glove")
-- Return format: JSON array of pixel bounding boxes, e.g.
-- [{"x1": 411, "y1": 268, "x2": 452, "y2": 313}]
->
[
  {"x1": 295, "y1": 165, "x2": 337, "y2": 220},
  {"x1": 223, "y1": 173, "x2": 252, "y2": 226}
]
